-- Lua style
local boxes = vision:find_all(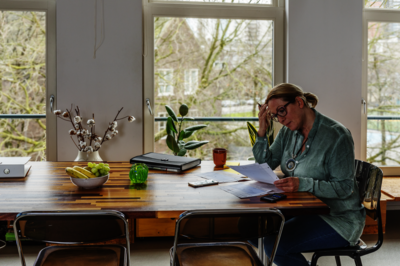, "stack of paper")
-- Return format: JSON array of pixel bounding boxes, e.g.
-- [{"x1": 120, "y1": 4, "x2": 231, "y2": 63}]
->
[
  {"x1": 220, "y1": 181, "x2": 283, "y2": 199},
  {"x1": 196, "y1": 171, "x2": 248, "y2": 183},
  {"x1": 219, "y1": 163, "x2": 283, "y2": 198}
]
